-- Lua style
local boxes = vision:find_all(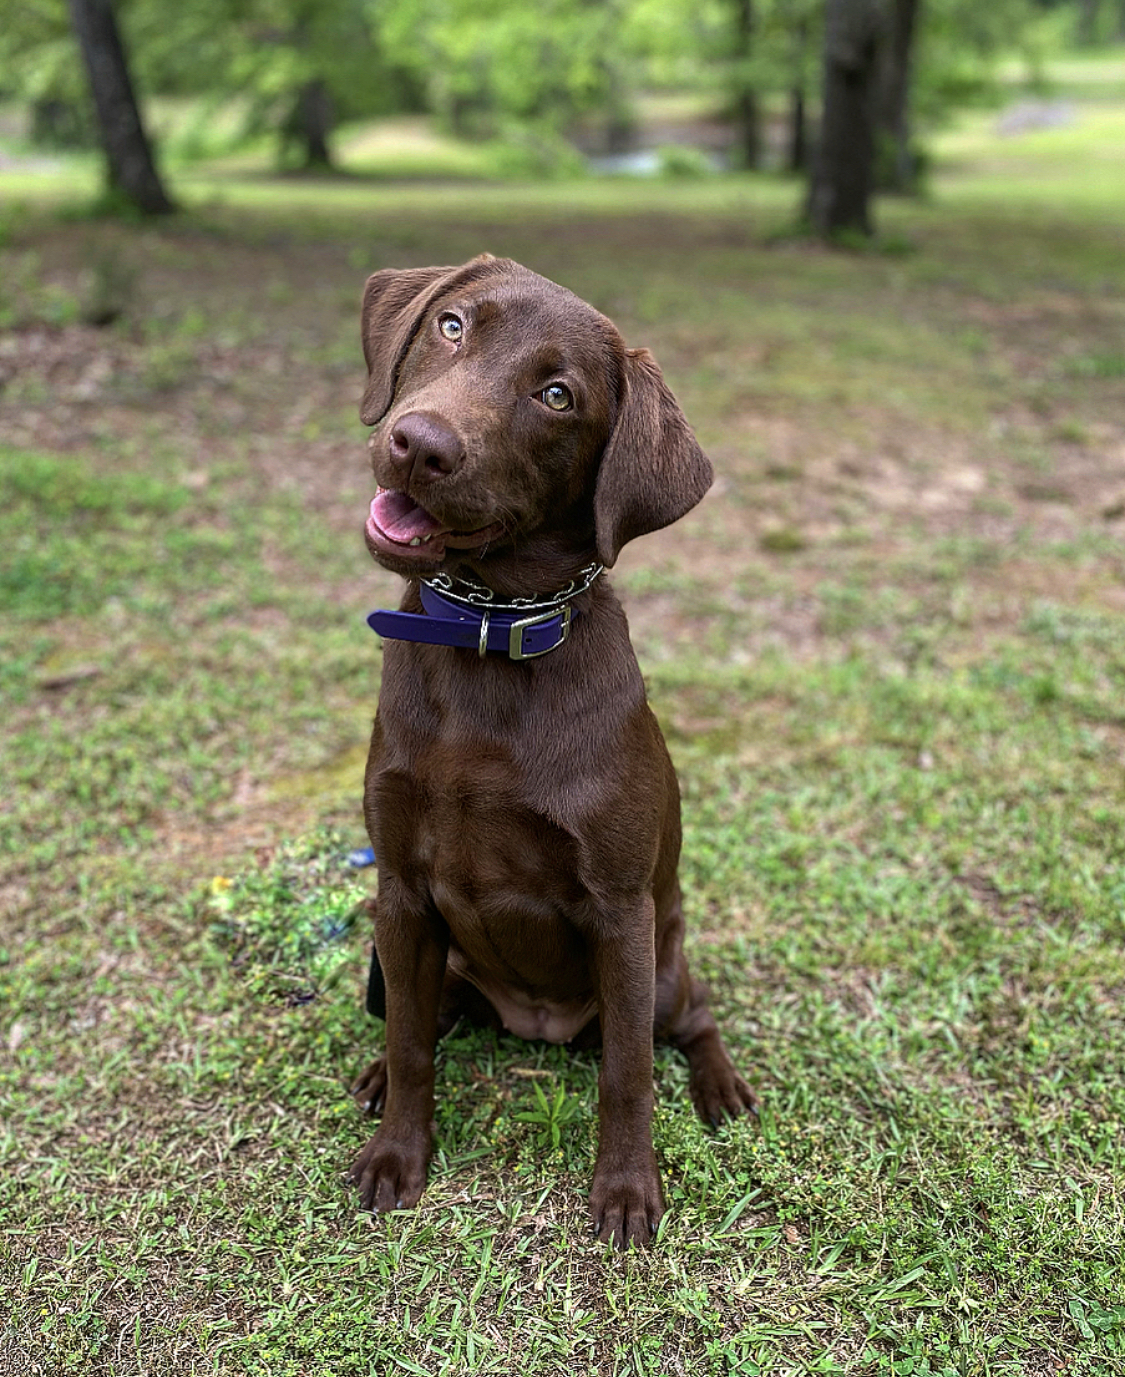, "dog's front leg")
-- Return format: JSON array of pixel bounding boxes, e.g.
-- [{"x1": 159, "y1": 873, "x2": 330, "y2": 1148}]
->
[
  {"x1": 588, "y1": 897, "x2": 665, "y2": 1247},
  {"x1": 350, "y1": 885, "x2": 448, "y2": 1213}
]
